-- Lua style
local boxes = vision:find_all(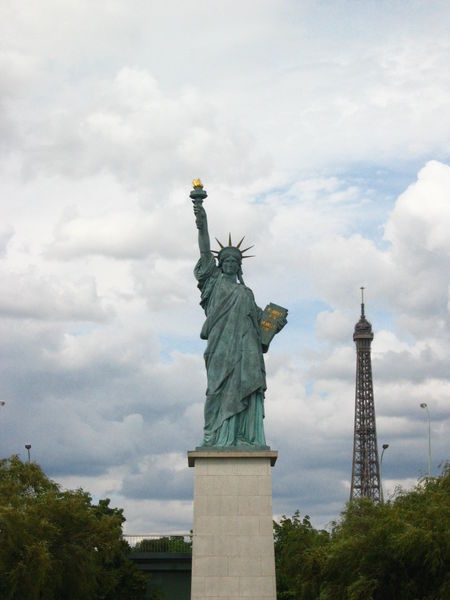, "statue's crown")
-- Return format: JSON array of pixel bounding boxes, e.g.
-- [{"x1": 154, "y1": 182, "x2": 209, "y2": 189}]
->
[{"x1": 212, "y1": 234, "x2": 255, "y2": 263}]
